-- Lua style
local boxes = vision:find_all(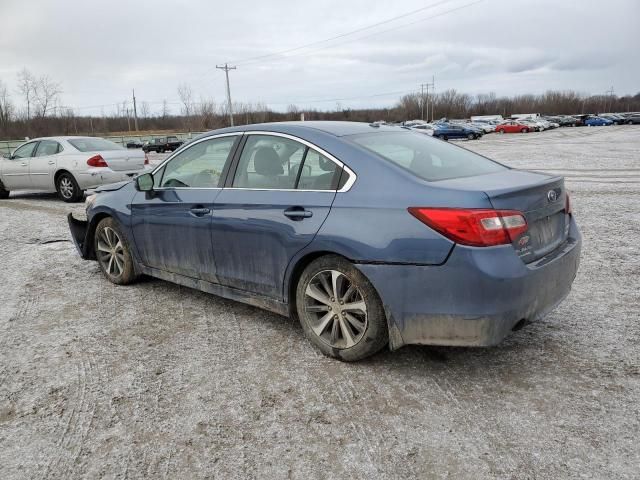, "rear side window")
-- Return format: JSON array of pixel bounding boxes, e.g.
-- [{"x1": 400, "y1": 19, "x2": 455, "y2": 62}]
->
[
  {"x1": 297, "y1": 150, "x2": 339, "y2": 190},
  {"x1": 68, "y1": 138, "x2": 124, "y2": 152},
  {"x1": 232, "y1": 135, "x2": 343, "y2": 191},
  {"x1": 232, "y1": 135, "x2": 305, "y2": 189},
  {"x1": 351, "y1": 131, "x2": 506, "y2": 181},
  {"x1": 35, "y1": 140, "x2": 61, "y2": 156}
]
